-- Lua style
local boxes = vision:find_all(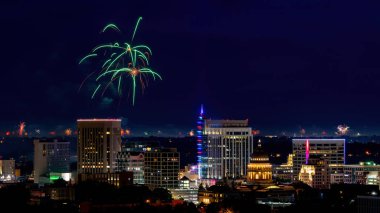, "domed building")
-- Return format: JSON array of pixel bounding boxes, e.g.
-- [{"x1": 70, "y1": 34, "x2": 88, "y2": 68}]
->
[{"x1": 247, "y1": 139, "x2": 272, "y2": 184}]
